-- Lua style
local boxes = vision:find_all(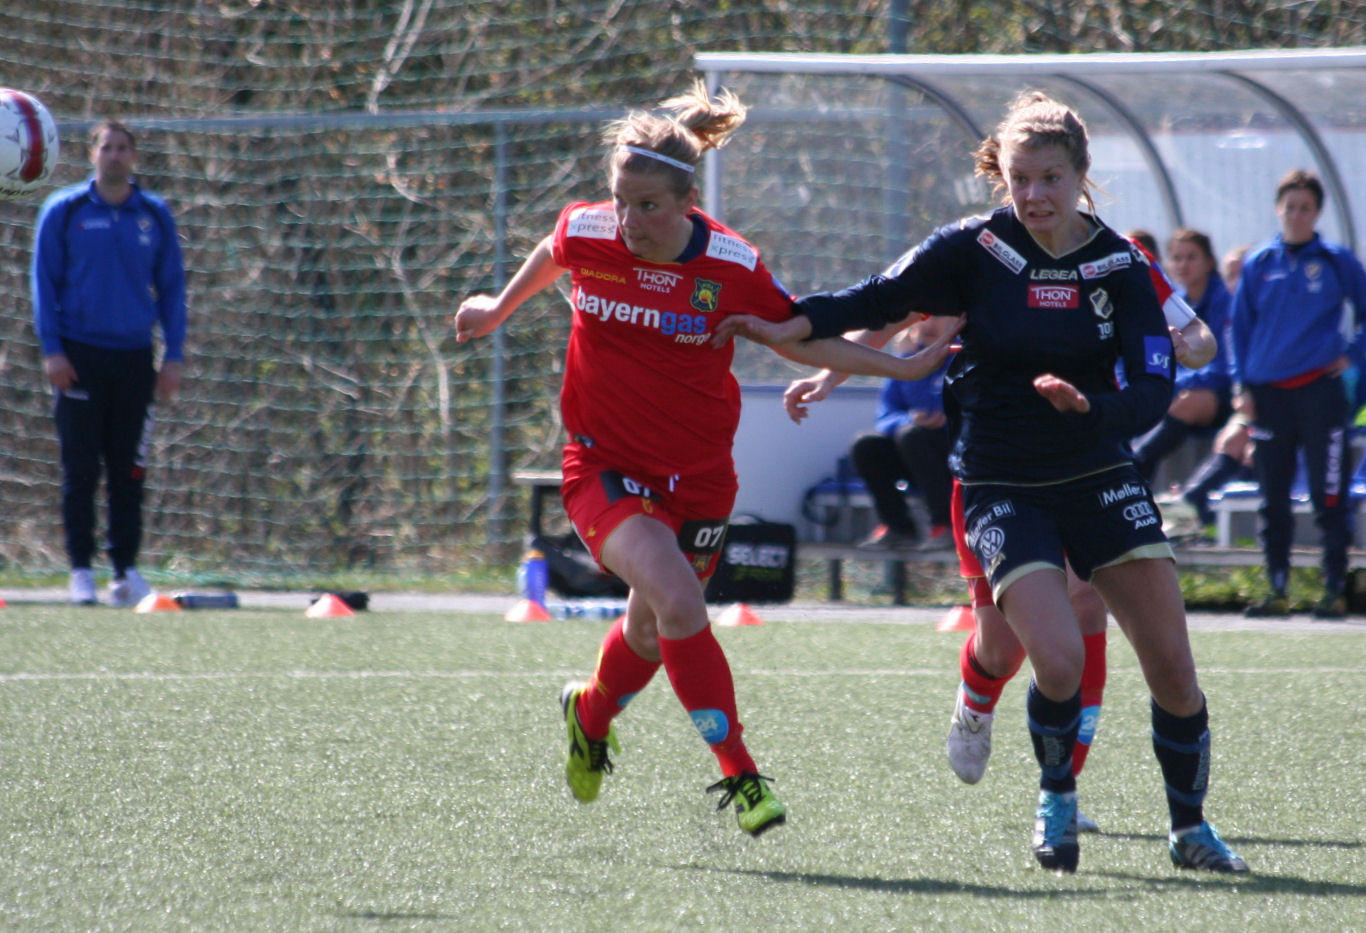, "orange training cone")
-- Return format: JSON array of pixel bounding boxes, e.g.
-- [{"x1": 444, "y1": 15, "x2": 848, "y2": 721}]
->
[
  {"x1": 306, "y1": 593, "x2": 356, "y2": 618},
  {"x1": 504, "y1": 597, "x2": 551, "y2": 622},
  {"x1": 936, "y1": 604, "x2": 975, "y2": 632},
  {"x1": 716, "y1": 603, "x2": 764, "y2": 627},
  {"x1": 135, "y1": 592, "x2": 182, "y2": 613}
]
